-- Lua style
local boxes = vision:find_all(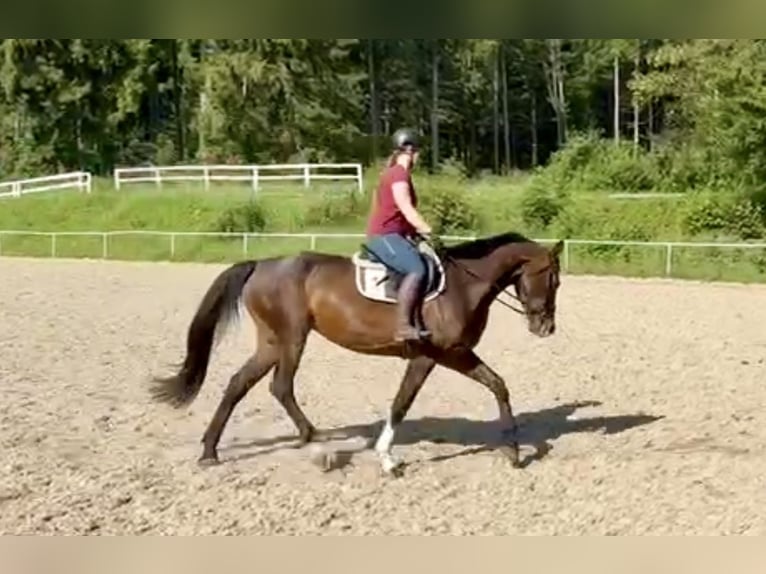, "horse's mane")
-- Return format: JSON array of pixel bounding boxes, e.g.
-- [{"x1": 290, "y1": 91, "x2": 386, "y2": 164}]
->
[{"x1": 444, "y1": 231, "x2": 538, "y2": 261}]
